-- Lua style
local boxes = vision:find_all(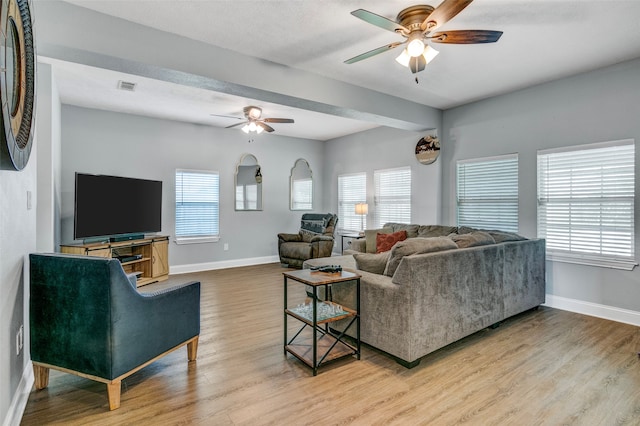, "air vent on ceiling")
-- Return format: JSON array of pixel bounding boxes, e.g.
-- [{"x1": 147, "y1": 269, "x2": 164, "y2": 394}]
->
[{"x1": 117, "y1": 80, "x2": 137, "y2": 92}]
